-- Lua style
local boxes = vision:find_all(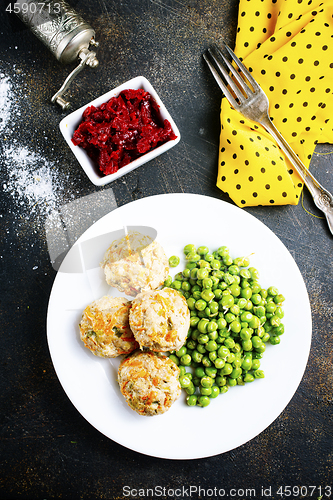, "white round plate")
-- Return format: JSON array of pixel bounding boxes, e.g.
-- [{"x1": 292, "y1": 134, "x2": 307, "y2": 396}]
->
[{"x1": 47, "y1": 193, "x2": 312, "y2": 459}]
